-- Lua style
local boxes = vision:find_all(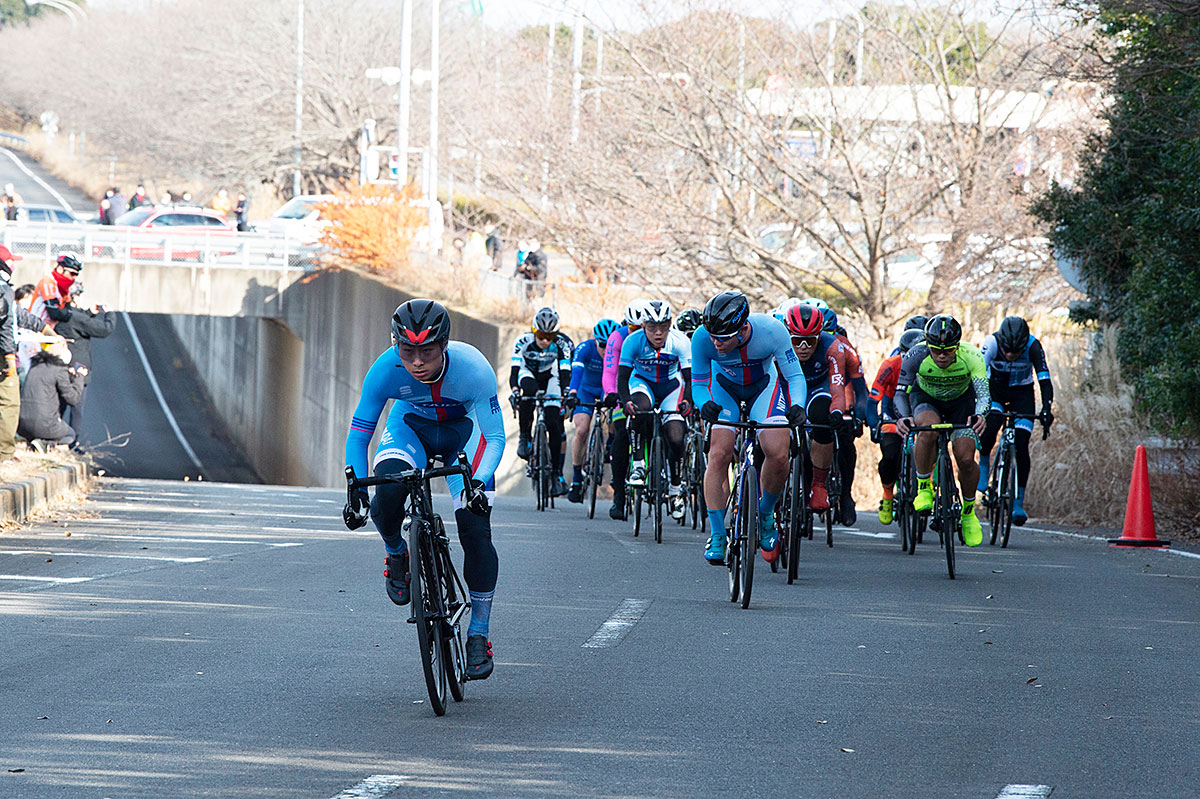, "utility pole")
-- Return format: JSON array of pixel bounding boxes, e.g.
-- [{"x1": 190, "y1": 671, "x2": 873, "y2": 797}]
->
[
  {"x1": 398, "y1": 0, "x2": 413, "y2": 187},
  {"x1": 293, "y1": 0, "x2": 304, "y2": 197},
  {"x1": 540, "y1": 13, "x2": 555, "y2": 211},
  {"x1": 429, "y1": 0, "x2": 440, "y2": 203},
  {"x1": 570, "y1": 10, "x2": 584, "y2": 144},
  {"x1": 594, "y1": 30, "x2": 604, "y2": 114}
]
